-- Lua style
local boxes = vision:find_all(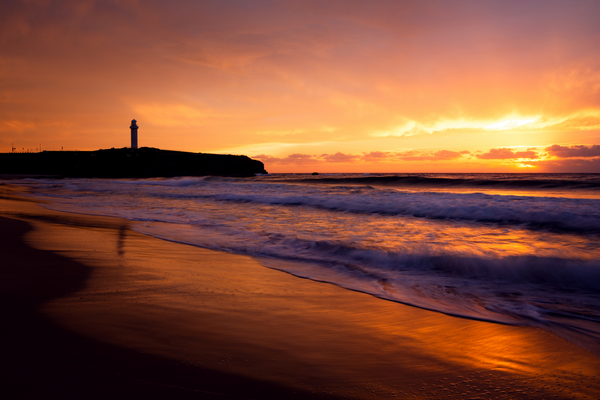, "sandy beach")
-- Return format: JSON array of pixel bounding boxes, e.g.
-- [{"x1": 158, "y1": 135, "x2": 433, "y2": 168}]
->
[{"x1": 1, "y1": 182, "x2": 599, "y2": 399}]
